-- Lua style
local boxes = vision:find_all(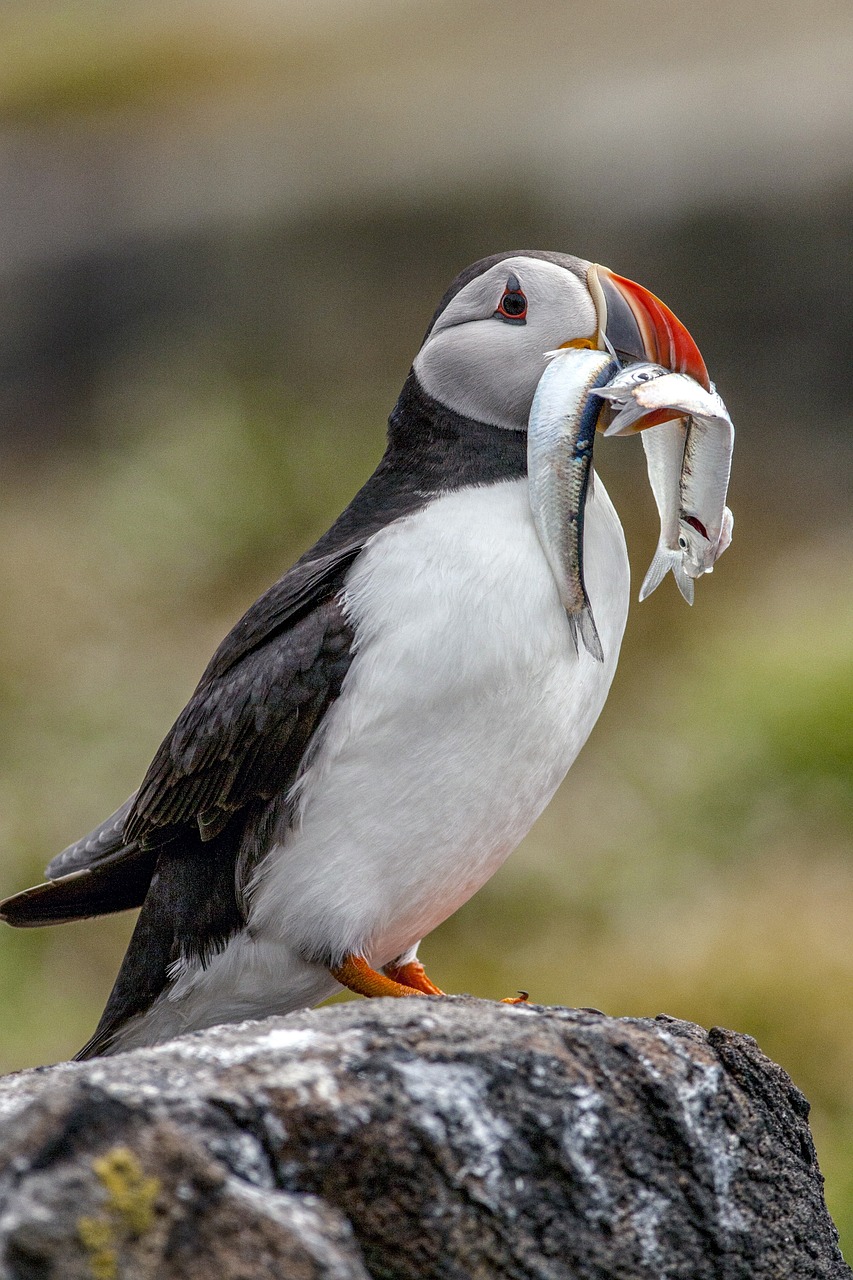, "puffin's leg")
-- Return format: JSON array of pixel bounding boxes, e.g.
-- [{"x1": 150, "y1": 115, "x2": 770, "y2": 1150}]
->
[
  {"x1": 330, "y1": 954, "x2": 429, "y2": 998},
  {"x1": 383, "y1": 958, "x2": 445, "y2": 996}
]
